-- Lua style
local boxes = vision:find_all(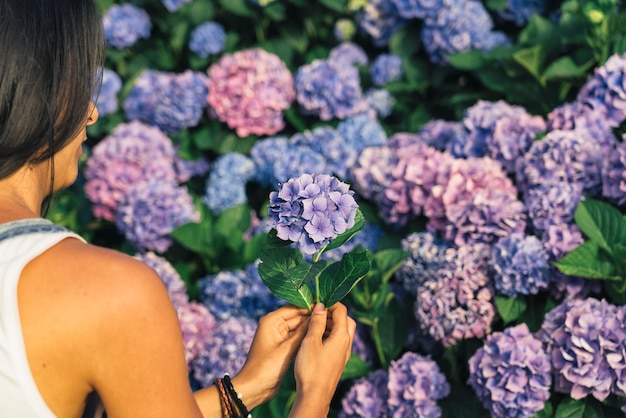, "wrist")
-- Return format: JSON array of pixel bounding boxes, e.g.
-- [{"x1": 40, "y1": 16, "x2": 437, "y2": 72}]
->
[
  {"x1": 230, "y1": 371, "x2": 272, "y2": 410},
  {"x1": 288, "y1": 389, "x2": 332, "y2": 418}
]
